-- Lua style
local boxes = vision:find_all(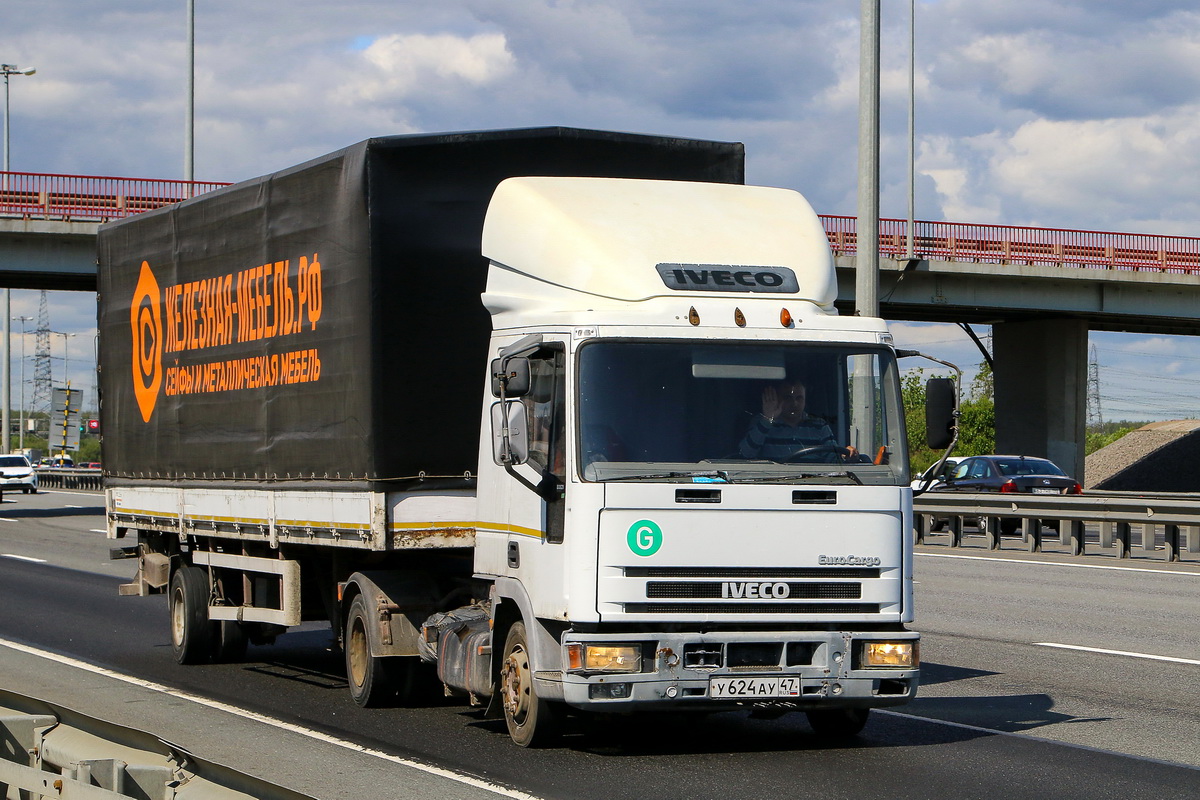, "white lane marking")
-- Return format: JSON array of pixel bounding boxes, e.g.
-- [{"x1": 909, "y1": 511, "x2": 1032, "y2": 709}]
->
[
  {"x1": 917, "y1": 551, "x2": 1200, "y2": 578},
  {"x1": 2, "y1": 554, "x2": 47, "y2": 563},
  {"x1": 1035, "y1": 642, "x2": 1200, "y2": 666},
  {"x1": 0, "y1": 638, "x2": 542, "y2": 800},
  {"x1": 90, "y1": 529, "x2": 108, "y2": 534},
  {"x1": 66, "y1": 504, "x2": 84, "y2": 509},
  {"x1": 0, "y1": 518, "x2": 19, "y2": 523}
]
